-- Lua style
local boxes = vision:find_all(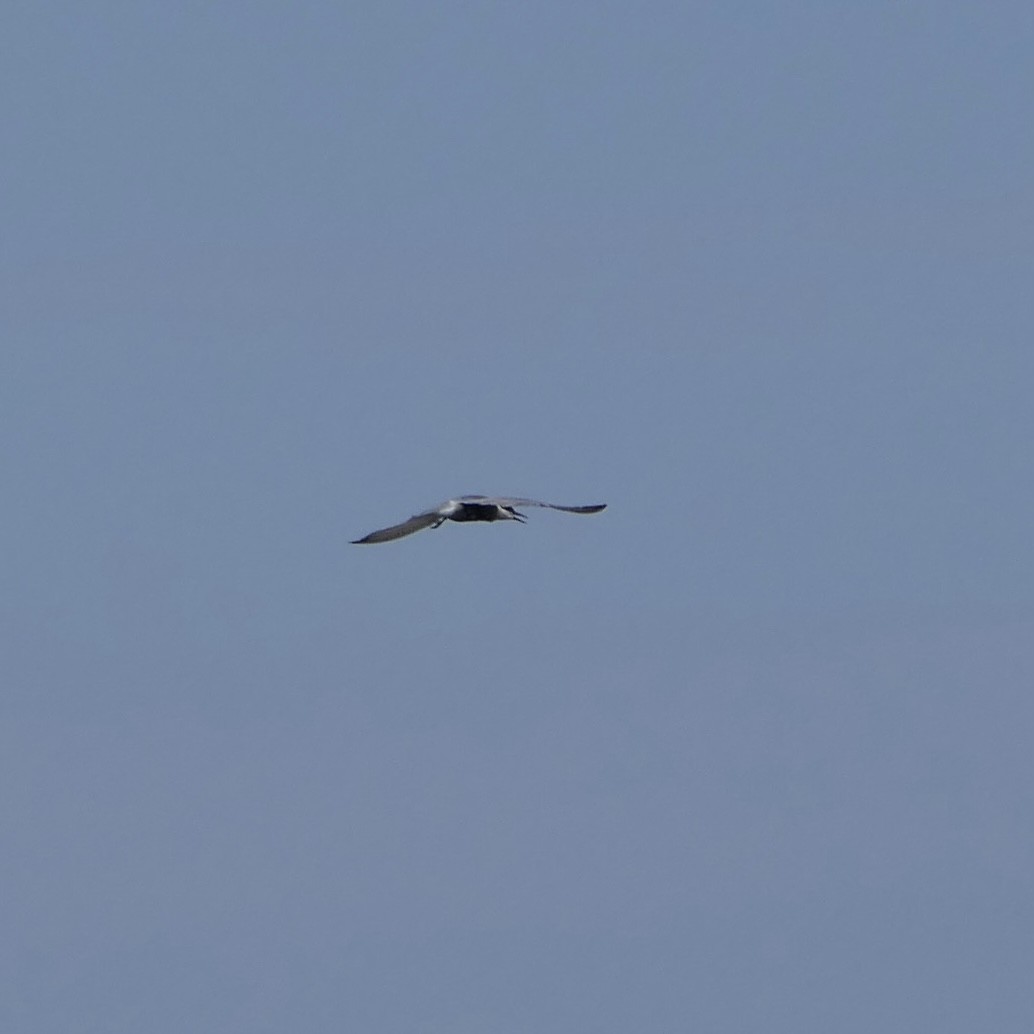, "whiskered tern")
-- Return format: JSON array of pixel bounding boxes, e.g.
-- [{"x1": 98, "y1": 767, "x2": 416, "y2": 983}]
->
[{"x1": 352, "y1": 495, "x2": 606, "y2": 545}]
